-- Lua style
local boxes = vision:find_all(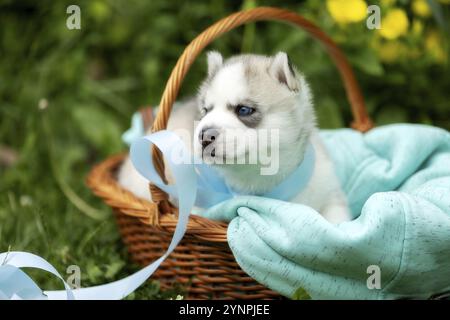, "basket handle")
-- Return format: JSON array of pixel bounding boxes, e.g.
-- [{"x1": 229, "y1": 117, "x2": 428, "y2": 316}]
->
[{"x1": 149, "y1": 7, "x2": 374, "y2": 219}]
